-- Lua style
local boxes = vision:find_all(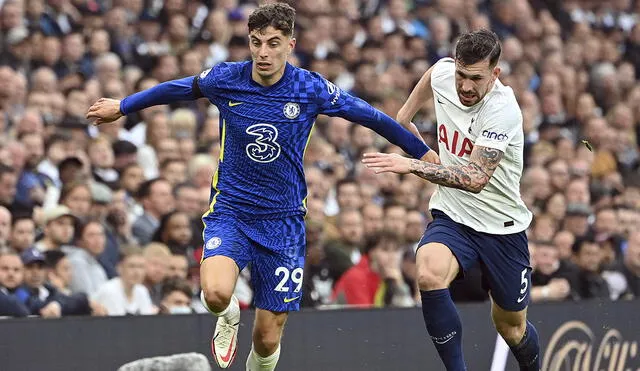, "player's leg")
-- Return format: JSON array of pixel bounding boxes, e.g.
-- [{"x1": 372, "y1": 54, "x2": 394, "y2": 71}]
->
[
  {"x1": 246, "y1": 309, "x2": 288, "y2": 370},
  {"x1": 490, "y1": 301, "x2": 539, "y2": 370},
  {"x1": 416, "y1": 211, "x2": 479, "y2": 371},
  {"x1": 200, "y1": 216, "x2": 252, "y2": 369},
  {"x1": 244, "y1": 215, "x2": 306, "y2": 371},
  {"x1": 476, "y1": 230, "x2": 540, "y2": 370},
  {"x1": 200, "y1": 256, "x2": 240, "y2": 313}
]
